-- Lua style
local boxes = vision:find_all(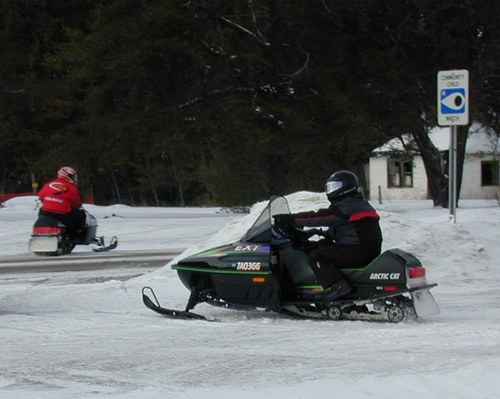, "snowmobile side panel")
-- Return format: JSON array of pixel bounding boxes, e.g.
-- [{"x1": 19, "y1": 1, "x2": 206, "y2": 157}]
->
[
  {"x1": 411, "y1": 287, "x2": 440, "y2": 318},
  {"x1": 210, "y1": 273, "x2": 281, "y2": 309},
  {"x1": 172, "y1": 242, "x2": 275, "y2": 309},
  {"x1": 341, "y1": 249, "x2": 411, "y2": 285},
  {"x1": 173, "y1": 265, "x2": 281, "y2": 309},
  {"x1": 81, "y1": 213, "x2": 98, "y2": 244},
  {"x1": 29, "y1": 235, "x2": 59, "y2": 253}
]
